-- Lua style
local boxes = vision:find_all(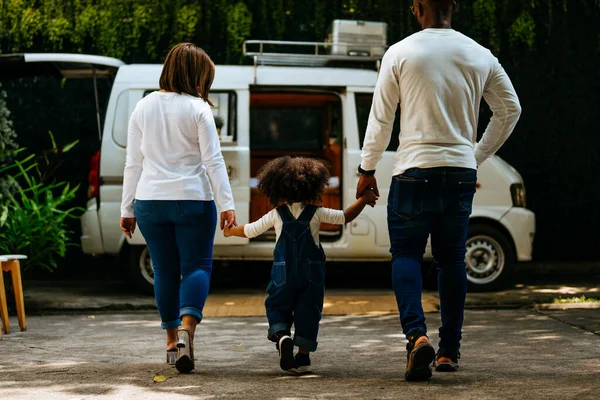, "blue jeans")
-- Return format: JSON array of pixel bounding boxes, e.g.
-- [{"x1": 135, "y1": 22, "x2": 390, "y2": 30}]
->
[
  {"x1": 387, "y1": 167, "x2": 477, "y2": 353},
  {"x1": 134, "y1": 200, "x2": 217, "y2": 329}
]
